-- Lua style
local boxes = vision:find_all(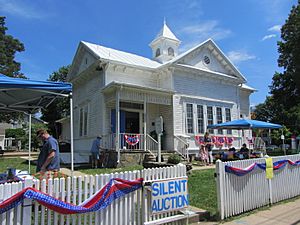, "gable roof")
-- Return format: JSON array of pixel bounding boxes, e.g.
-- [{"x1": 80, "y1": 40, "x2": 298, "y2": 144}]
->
[
  {"x1": 161, "y1": 39, "x2": 247, "y2": 82},
  {"x1": 81, "y1": 41, "x2": 161, "y2": 69},
  {"x1": 76, "y1": 39, "x2": 247, "y2": 82}
]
